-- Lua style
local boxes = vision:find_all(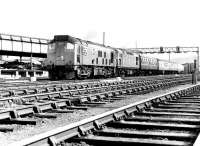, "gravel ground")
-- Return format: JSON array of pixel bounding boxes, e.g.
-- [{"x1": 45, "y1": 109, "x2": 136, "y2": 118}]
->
[{"x1": 0, "y1": 83, "x2": 195, "y2": 146}]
